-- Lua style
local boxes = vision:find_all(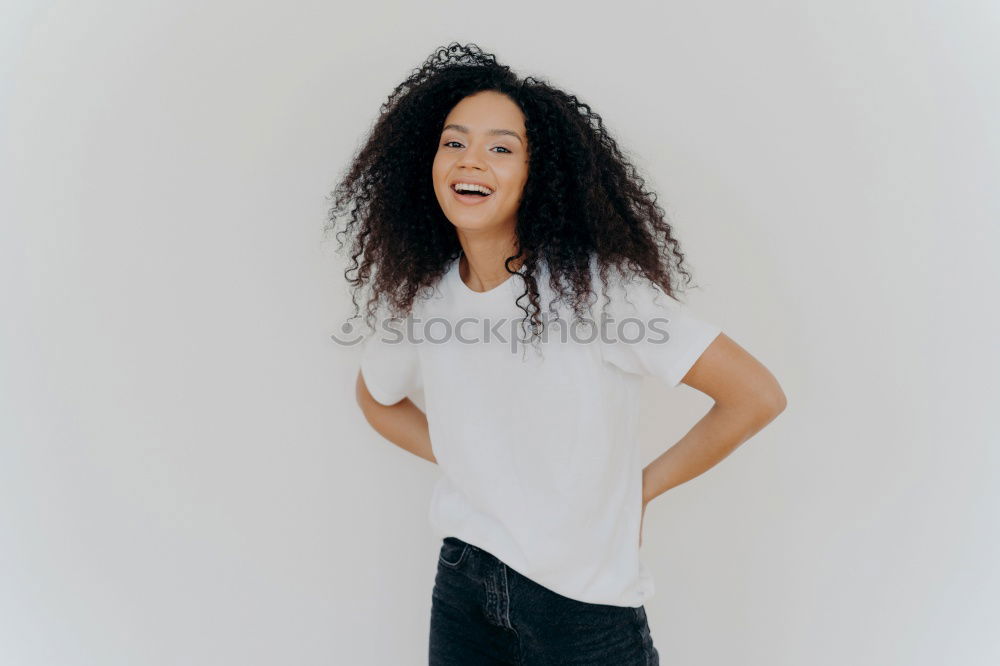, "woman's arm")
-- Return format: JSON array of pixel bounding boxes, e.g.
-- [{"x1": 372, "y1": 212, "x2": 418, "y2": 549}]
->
[
  {"x1": 641, "y1": 333, "x2": 787, "y2": 506},
  {"x1": 356, "y1": 370, "x2": 437, "y2": 464}
]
